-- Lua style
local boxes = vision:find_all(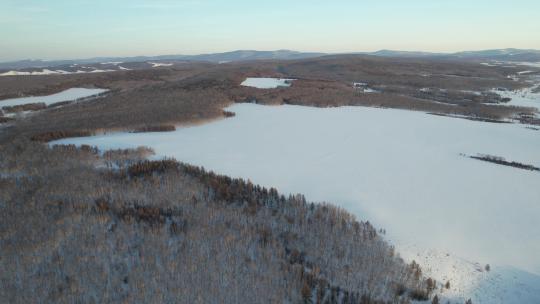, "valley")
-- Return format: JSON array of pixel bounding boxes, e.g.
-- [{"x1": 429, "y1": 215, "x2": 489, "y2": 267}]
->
[{"x1": 1, "y1": 53, "x2": 540, "y2": 303}]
